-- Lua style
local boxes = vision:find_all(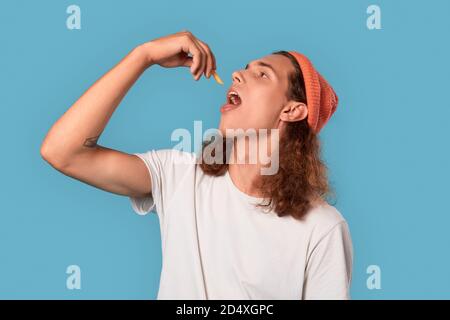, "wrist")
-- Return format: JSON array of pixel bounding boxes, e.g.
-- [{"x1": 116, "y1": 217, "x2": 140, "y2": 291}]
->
[{"x1": 134, "y1": 42, "x2": 155, "y2": 68}]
